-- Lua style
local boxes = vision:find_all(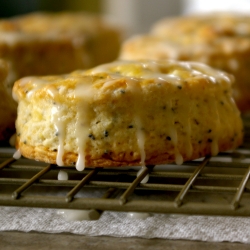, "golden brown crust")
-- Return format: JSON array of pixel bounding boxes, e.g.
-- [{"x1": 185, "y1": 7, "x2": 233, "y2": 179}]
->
[{"x1": 16, "y1": 135, "x2": 242, "y2": 167}]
